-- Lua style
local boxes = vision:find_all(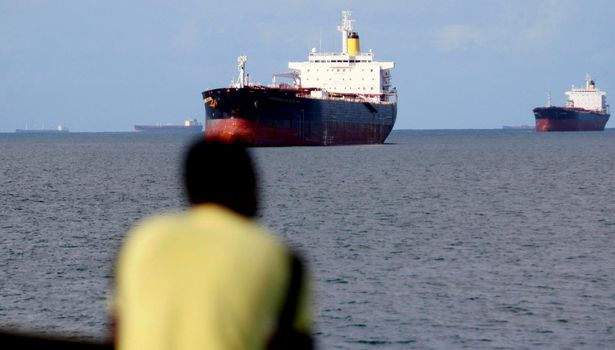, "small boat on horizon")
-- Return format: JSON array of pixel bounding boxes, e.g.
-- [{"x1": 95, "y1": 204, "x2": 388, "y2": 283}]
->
[
  {"x1": 15, "y1": 125, "x2": 70, "y2": 134},
  {"x1": 502, "y1": 125, "x2": 533, "y2": 130}
]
